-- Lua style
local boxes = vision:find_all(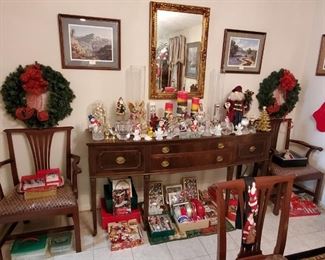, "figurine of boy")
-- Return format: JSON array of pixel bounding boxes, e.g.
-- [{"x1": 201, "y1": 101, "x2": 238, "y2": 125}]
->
[
  {"x1": 133, "y1": 124, "x2": 141, "y2": 141},
  {"x1": 235, "y1": 123, "x2": 243, "y2": 135}
]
